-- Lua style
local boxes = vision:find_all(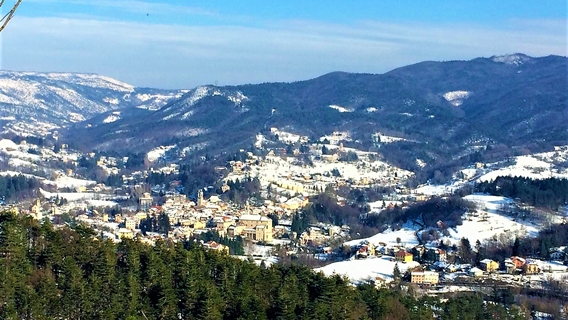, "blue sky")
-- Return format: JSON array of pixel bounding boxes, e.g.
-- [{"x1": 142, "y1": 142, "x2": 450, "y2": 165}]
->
[{"x1": 2, "y1": 0, "x2": 566, "y2": 88}]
